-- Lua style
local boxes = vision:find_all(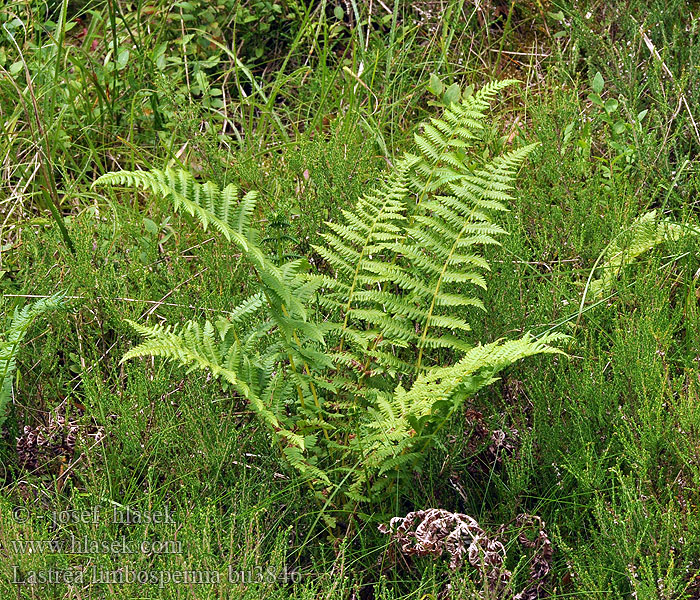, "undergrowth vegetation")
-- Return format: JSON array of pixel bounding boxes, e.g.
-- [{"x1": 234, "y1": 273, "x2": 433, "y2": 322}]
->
[{"x1": 2, "y1": 0, "x2": 700, "y2": 598}]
